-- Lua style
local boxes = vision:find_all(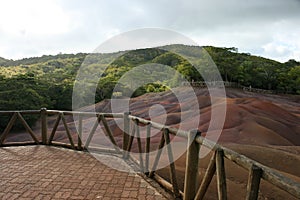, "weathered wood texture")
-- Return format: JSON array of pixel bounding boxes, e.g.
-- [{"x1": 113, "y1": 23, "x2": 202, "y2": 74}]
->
[
  {"x1": 184, "y1": 130, "x2": 201, "y2": 200},
  {"x1": 40, "y1": 108, "x2": 47, "y2": 144},
  {"x1": 246, "y1": 165, "x2": 262, "y2": 200},
  {"x1": 216, "y1": 149, "x2": 227, "y2": 200}
]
